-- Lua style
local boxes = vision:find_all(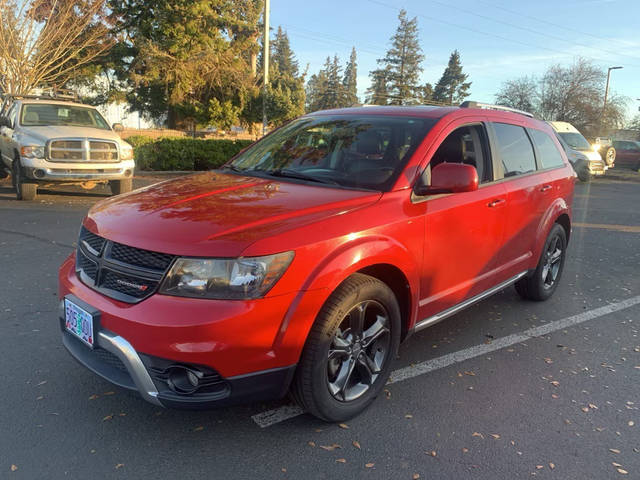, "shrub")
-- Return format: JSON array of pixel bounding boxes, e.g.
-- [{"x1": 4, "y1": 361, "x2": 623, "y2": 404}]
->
[{"x1": 126, "y1": 137, "x2": 254, "y2": 171}]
